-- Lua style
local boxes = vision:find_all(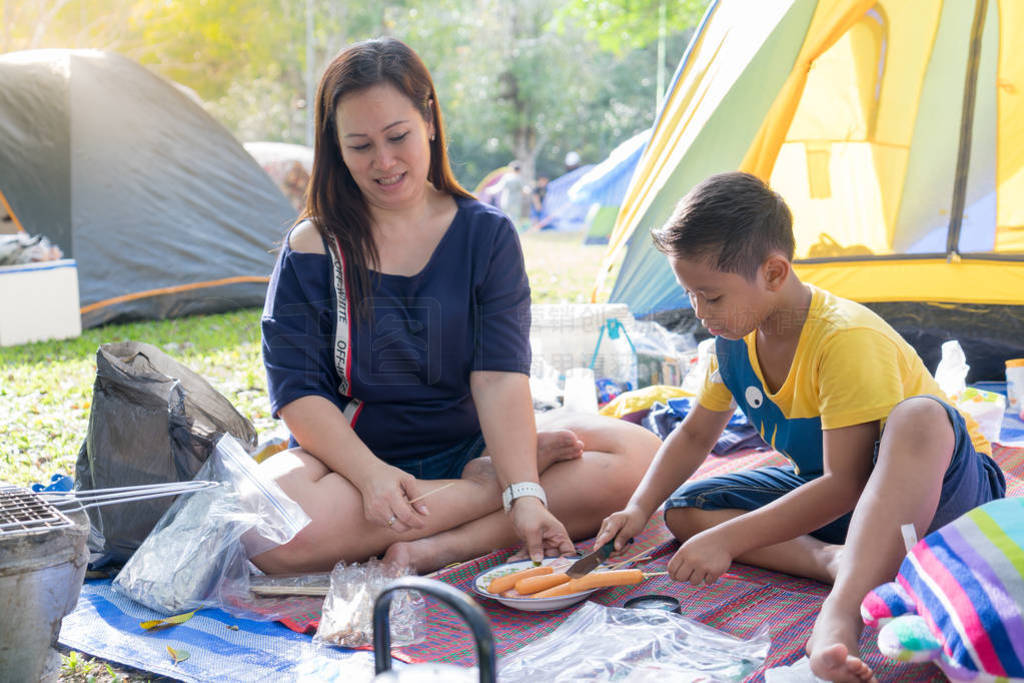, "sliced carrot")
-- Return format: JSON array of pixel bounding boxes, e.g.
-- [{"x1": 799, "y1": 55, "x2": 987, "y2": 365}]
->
[
  {"x1": 515, "y1": 572, "x2": 571, "y2": 595},
  {"x1": 487, "y1": 566, "x2": 552, "y2": 594},
  {"x1": 571, "y1": 569, "x2": 644, "y2": 591}
]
